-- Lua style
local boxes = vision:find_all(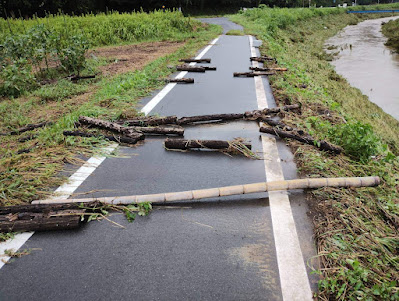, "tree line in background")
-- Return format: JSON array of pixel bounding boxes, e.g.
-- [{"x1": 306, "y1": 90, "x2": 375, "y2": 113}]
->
[{"x1": 1, "y1": 0, "x2": 397, "y2": 18}]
